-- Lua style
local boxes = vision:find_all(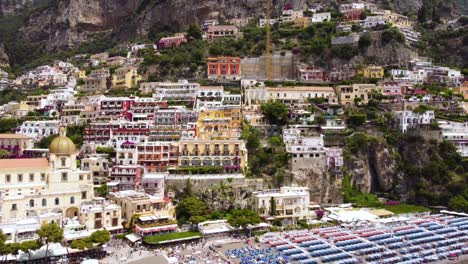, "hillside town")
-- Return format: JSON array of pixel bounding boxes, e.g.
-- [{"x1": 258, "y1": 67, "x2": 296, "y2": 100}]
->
[{"x1": 0, "y1": 1, "x2": 467, "y2": 264}]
